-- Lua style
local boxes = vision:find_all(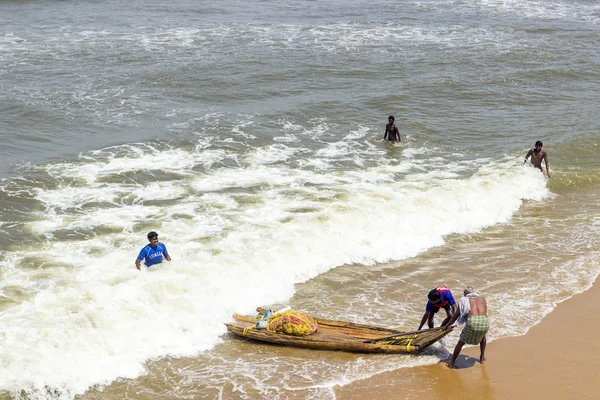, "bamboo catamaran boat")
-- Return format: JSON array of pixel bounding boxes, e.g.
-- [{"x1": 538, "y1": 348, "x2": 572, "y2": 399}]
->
[{"x1": 226, "y1": 307, "x2": 453, "y2": 354}]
